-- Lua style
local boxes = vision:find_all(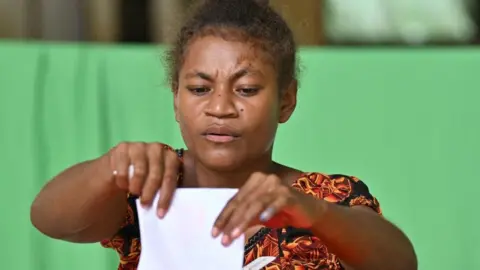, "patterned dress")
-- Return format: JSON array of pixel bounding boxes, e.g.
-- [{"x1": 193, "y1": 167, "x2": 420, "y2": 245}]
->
[{"x1": 101, "y1": 173, "x2": 381, "y2": 269}]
